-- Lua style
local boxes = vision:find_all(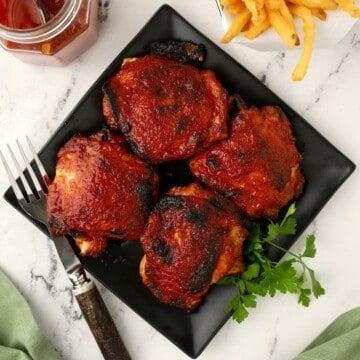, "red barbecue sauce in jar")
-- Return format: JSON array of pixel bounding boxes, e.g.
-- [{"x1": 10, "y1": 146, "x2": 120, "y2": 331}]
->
[{"x1": 0, "y1": 0, "x2": 98, "y2": 66}]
